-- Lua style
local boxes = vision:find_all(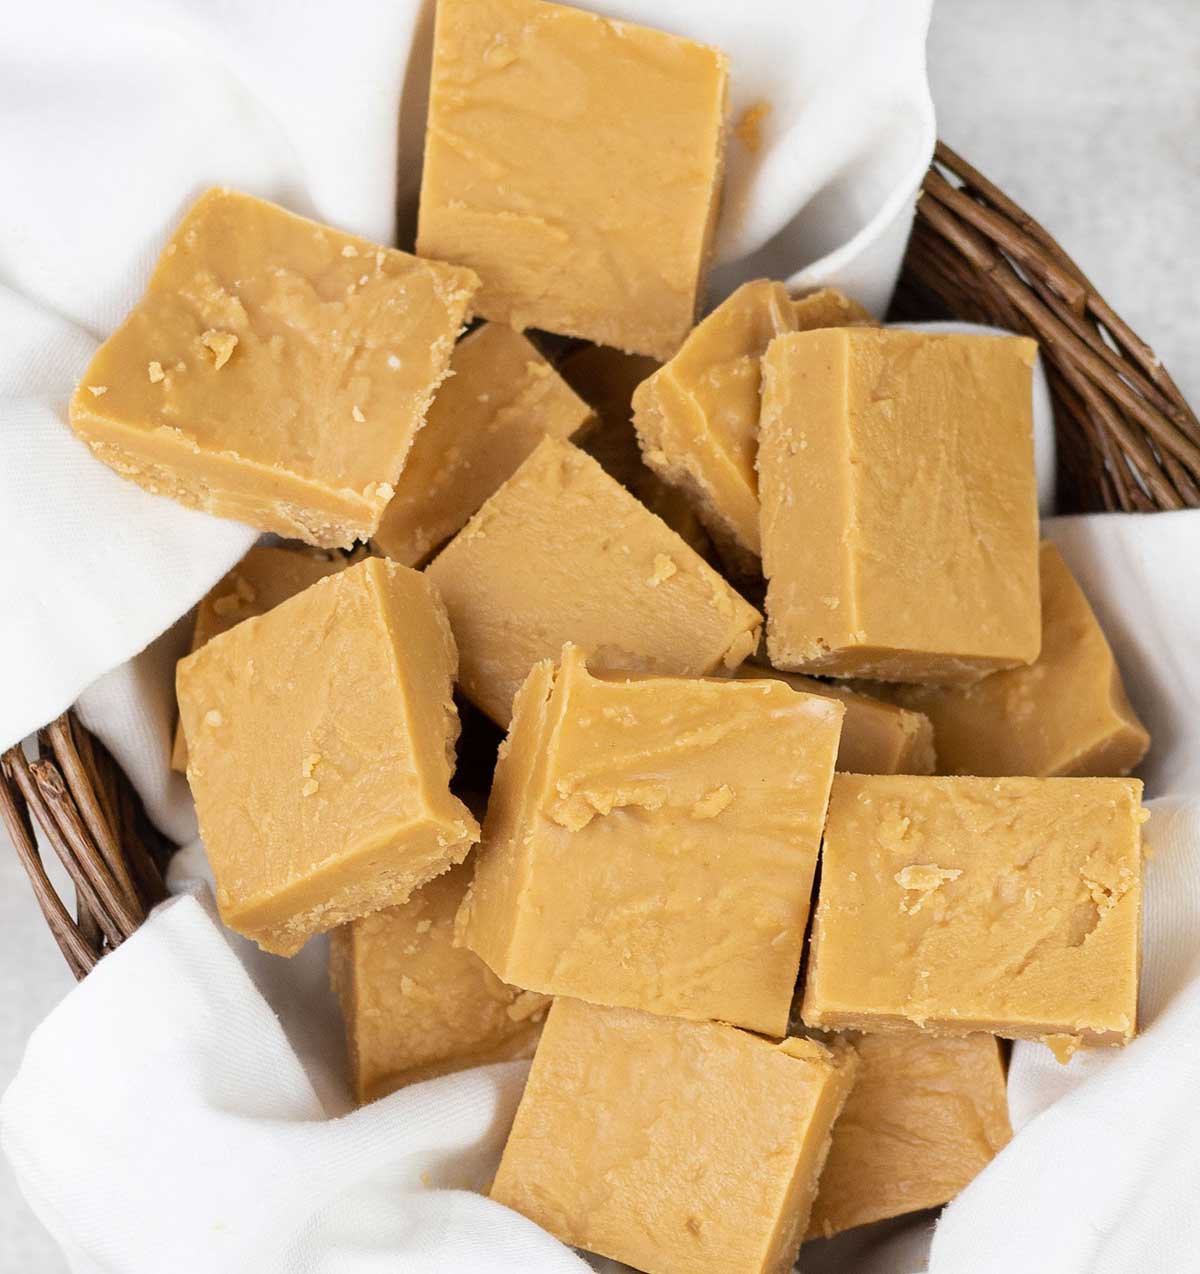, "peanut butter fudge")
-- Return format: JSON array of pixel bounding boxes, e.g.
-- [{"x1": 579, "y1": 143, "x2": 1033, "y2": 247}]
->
[
  {"x1": 872, "y1": 543, "x2": 1150, "y2": 777},
  {"x1": 791, "y1": 287, "x2": 874, "y2": 330},
  {"x1": 733, "y1": 665, "x2": 934, "y2": 775},
  {"x1": 459, "y1": 646, "x2": 842, "y2": 1035},
  {"x1": 417, "y1": 0, "x2": 728, "y2": 359},
  {"x1": 330, "y1": 863, "x2": 547, "y2": 1103},
  {"x1": 632, "y1": 280, "x2": 796, "y2": 561},
  {"x1": 425, "y1": 437, "x2": 761, "y2": 726},
  {"x1": 373, "y1": 323, "x2": 593, "y2": 566},
  {"x1": 631, "y1": 284, "x2": 874, "y2": 565},
  {"x1": 562, "y1": 345, "x2": 711, "y2": 555},
  {"x1": 801, "y1": 774, "x2": 1145, "y2": 1050},
  {"x1": 808, "y1": 1033, "x2": 1011, "y2": 1238},
  {"x1": 71, "y1": 189, "x2": 477, "y2": 547},
  {"x1": 171, "y1": 545, "x2": 354, "y2": 772},
  {"x1": 759, "y1": 329, "x2": 1041, "y2": 682},
  {"x1": 492, "y1": 998, "x2": 857, "y2": 1274},
  {"x1": 177, "y1": 557, "x2": 479, "y2": 955}
]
